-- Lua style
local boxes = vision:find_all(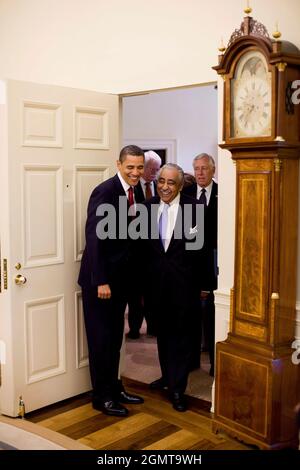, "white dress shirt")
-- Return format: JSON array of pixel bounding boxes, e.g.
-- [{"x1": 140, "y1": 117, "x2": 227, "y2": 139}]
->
[
  {"x1": 117, "y1": 171, "x2": 136, "y2": 215},
  {"x1": 140, "y1": 177, "x2": 155, "y2": 198},
  {"x1": 118, "y1": 171, "x2": 136, "y2": 199},
  {"x1": 196, "y1": 179, "x2": 214, "y2": 205}
]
